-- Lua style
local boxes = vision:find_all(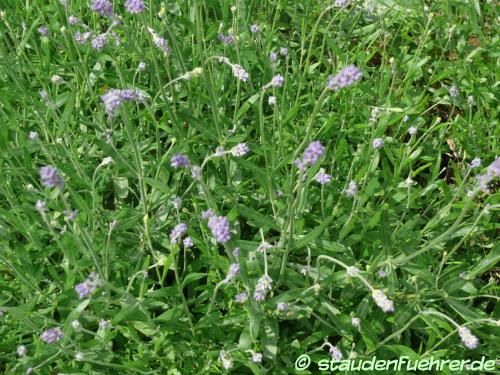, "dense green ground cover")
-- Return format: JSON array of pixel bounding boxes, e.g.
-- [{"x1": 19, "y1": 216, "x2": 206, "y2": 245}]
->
[{"x1": 0, "y1": 0, "x2": 499, "y2": 373}]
